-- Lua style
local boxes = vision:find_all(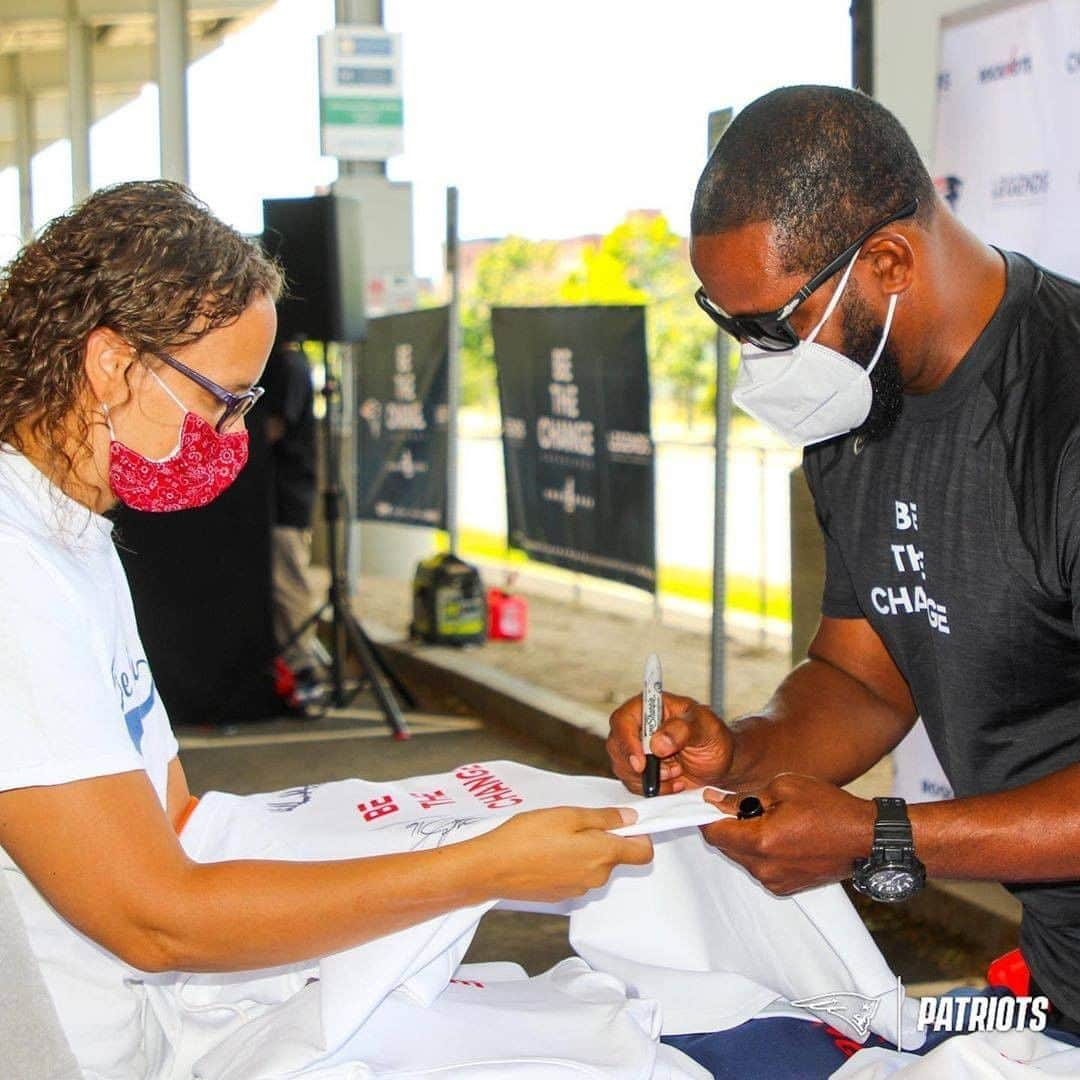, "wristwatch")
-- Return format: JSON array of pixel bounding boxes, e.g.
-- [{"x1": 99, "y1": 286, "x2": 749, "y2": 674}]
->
[{"x1": 851, "y1": 797, "x2": 926, "y2": 903}]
